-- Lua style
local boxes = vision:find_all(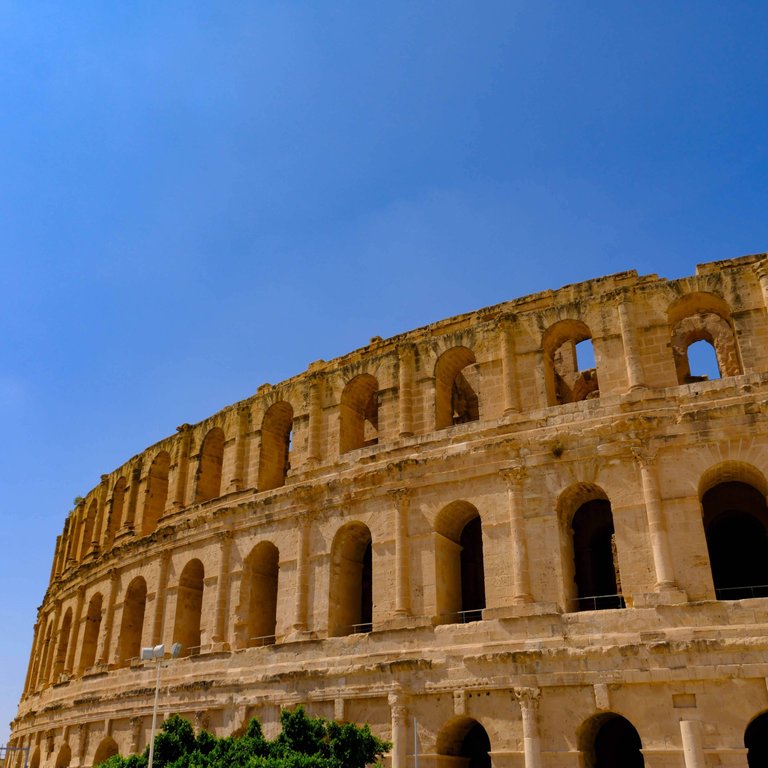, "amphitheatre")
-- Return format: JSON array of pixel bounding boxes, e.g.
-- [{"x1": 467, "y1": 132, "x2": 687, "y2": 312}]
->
[{"x1": 10, "y1": 252, "x2": 768, "y2": 767}]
